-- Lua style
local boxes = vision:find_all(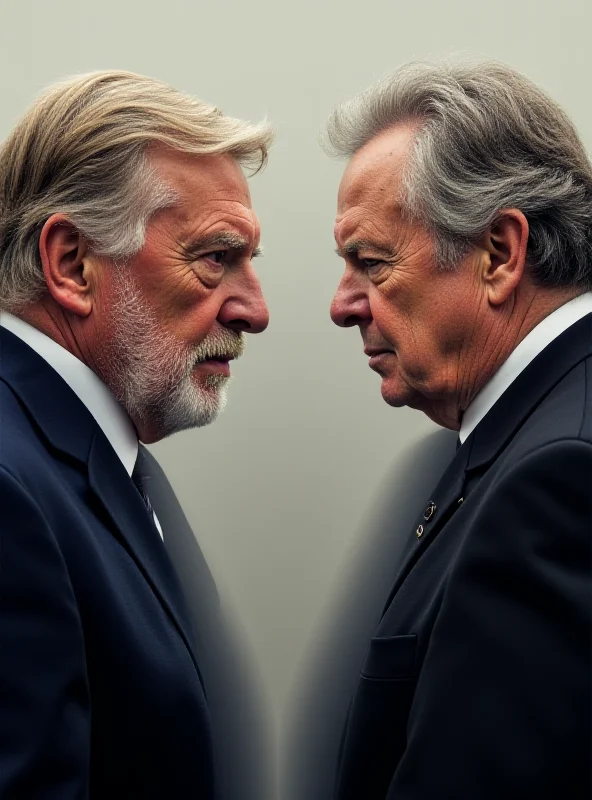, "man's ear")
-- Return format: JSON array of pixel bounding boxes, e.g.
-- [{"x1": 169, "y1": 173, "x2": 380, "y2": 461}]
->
[
  {"x1": 38, "y1": 213, "x2": 96, "y2": 317},
  {"x1": 481, "y1": 209, "x2": 529, "y2": 306}
]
